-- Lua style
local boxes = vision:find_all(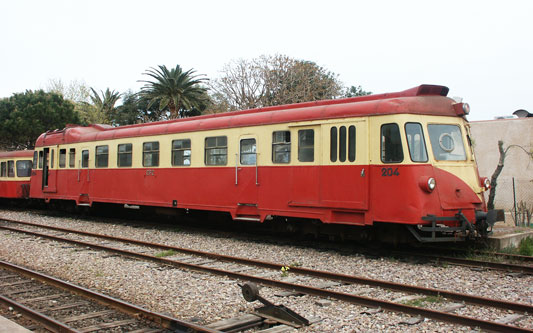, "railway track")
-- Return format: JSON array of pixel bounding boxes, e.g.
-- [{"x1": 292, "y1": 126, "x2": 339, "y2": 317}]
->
[
  {"x1": 0, "y1": 216, "x2": 532, "y2": 331},
  {"x1": 0, "y1": 259, "x2": 217, "y2": 333}
]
